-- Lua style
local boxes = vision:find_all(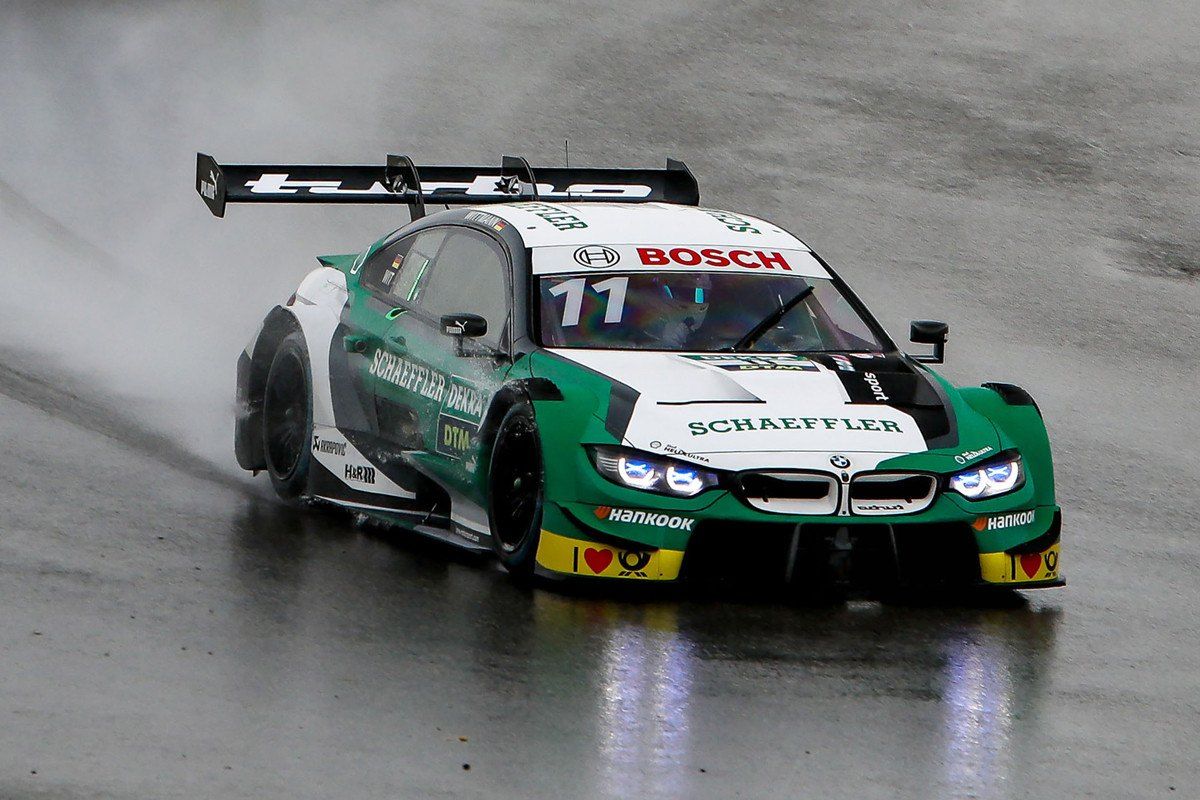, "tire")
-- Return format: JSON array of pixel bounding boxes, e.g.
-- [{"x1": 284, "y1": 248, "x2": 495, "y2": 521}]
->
[
  {"x1": 487, "y1": 402, "x2": 544, "y2": 574},
  {"x1": 262, "y1": 332, "x2": 313, "y2": 501}
]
